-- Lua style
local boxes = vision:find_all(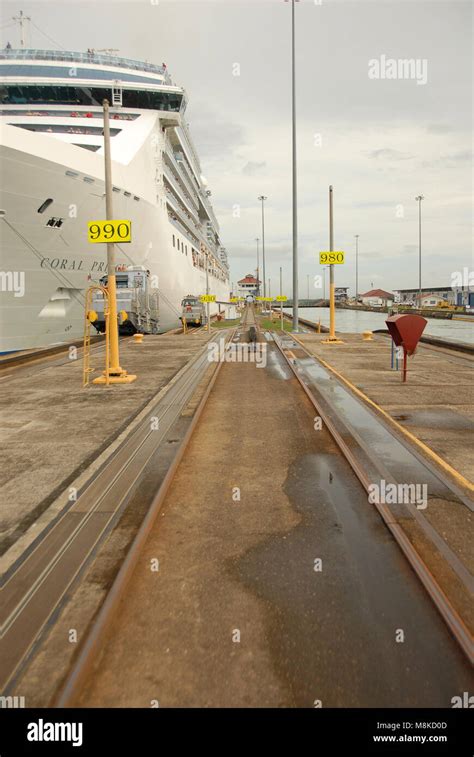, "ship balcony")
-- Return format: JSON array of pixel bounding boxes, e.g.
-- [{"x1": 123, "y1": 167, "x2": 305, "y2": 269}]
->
[
  {"x1": 163, "y1": 153, "x2": 199, "y2": 210},
  {"x1": 166, "y1": 192, "x2": 201, "y2": 239},
  {"x1": 163, "y1": 173, "x2": 200, "y2": 225}
]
